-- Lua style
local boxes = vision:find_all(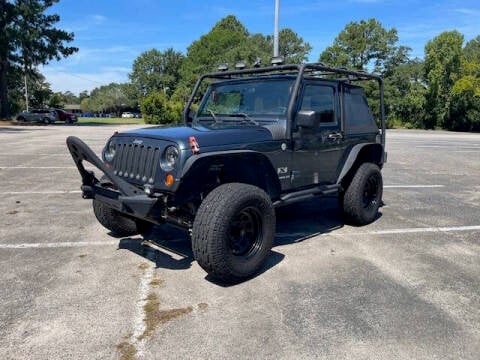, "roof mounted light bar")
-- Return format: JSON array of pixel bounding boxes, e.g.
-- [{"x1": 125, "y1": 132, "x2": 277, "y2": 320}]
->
[
  {"x1": 271, "y1": 56, "x2": 285, "y2": 66},
  {"x1": 235, "y1": 61, "x2": 247, "y2": 70},
  {"x1": 217, "y1": 63, "x2": 229, "y2": 72}
]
